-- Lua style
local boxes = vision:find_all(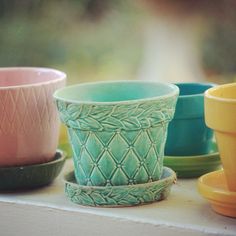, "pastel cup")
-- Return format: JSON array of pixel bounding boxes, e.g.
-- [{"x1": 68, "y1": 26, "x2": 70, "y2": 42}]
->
[
  {"x1": 54, "y1": 81, "x2": 179, "y2": 186},
  {"x1": 165, "y1": 83, "x2": 214, "y2": 156},
  {"x1": 0, "y1": 67, "x2": 66, "y2": 167},
  {"x1": 205, "y1": 83, "x2": 236, "y2": 191}
]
